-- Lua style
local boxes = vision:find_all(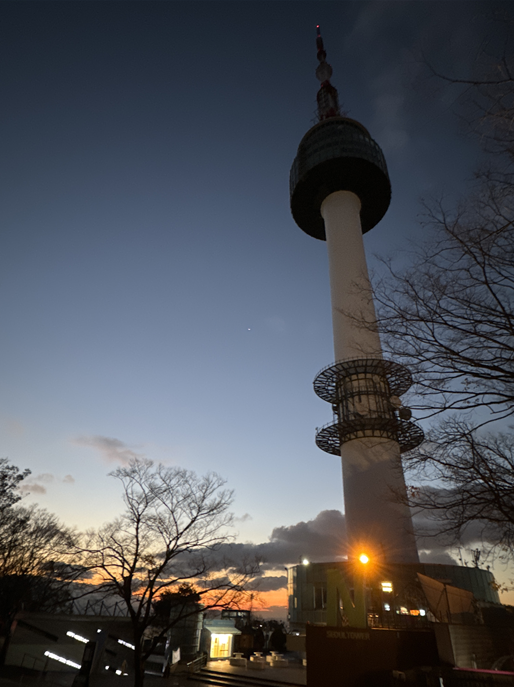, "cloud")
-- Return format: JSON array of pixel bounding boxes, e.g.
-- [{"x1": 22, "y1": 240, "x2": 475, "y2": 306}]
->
[
  {"x1": 19, "y1": 473, "x2": 55, "y2": 494},
  {"x1": 419, "y1": 550, "x2": 458, "y2": 566},
  {"x1": 74, "y1": 435, "x2": 144, "y2": 465},
  {"x1": 34, "y1": 473, "x2": 54, "y2": 483},
  {"x1": 19, "y1": 473, "x2": 75, "y2": 495},
  {"x1": 255, "y1": 605, "x2": 287, "y2": 620},
  {"x1": 234, "y1": 513, "x2": 252, "y2": 523},
  {"x1": 3, "y1": 418, "x2": 25, "y2": 438},
  {"x1": 254, "y1": 575, "x2": 287, "y2": 593},
  {"x1": 370, "y1": 70, "x2": 410, "y2": 153},
  {"x1": 19, "y1": 483, "x2": 47, "y2": 495},
  {"x1": 206, "y1": 503, "x2": 492, "y2": 600},
  {"x1": 345, "y1": 2, "x2": 391, "y2": 47},
  {"x1": 411, "y1": 485, "x2": 503, "y2": 552},
  {"x1": 268, "y1": 509, "x2": 347, "y2": 562},
  {"x1": 208, "y1": 510, "x2": 348, "y2": 573}
]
